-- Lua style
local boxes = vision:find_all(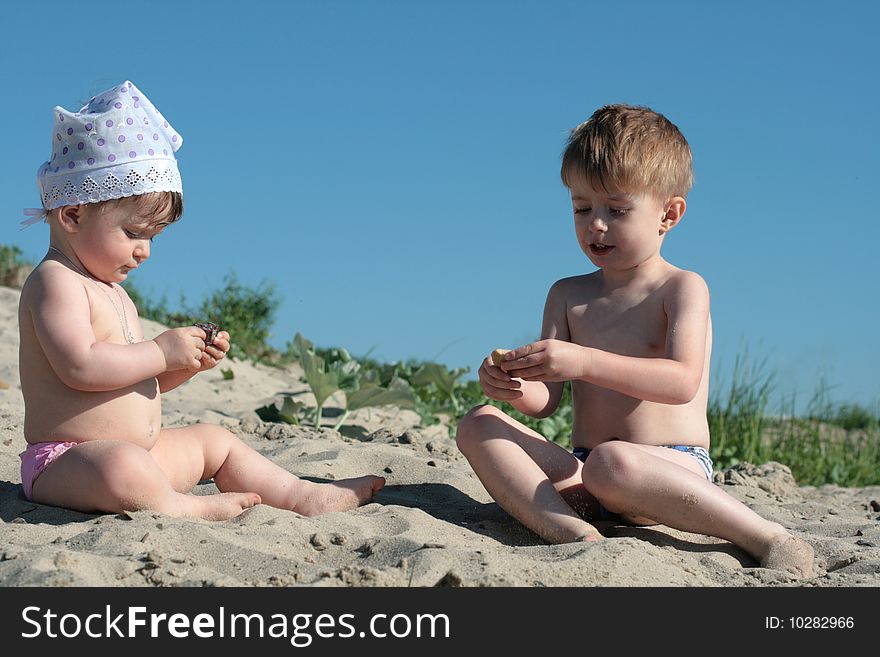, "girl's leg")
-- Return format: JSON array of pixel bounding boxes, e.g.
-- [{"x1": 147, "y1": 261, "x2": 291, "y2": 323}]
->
[
  {"x1": 455, "y1": 404, "x2": 603, "y2": 543},
  {"x1": 30, "y1": 440, "x2": 260, "y2": 520},
  {"x1": 149, "y1": 424, "x2": 384, "y2": 516},
  {"x1": 582, "y1": 441, "x2": 814, "y2": 576}
]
